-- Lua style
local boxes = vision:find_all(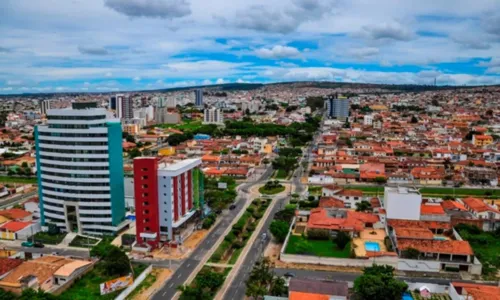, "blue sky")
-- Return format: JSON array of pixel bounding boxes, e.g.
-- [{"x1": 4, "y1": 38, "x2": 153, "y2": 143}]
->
[{"x1": 1, "y1": 0, "x2": 500, "y2": 94}]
